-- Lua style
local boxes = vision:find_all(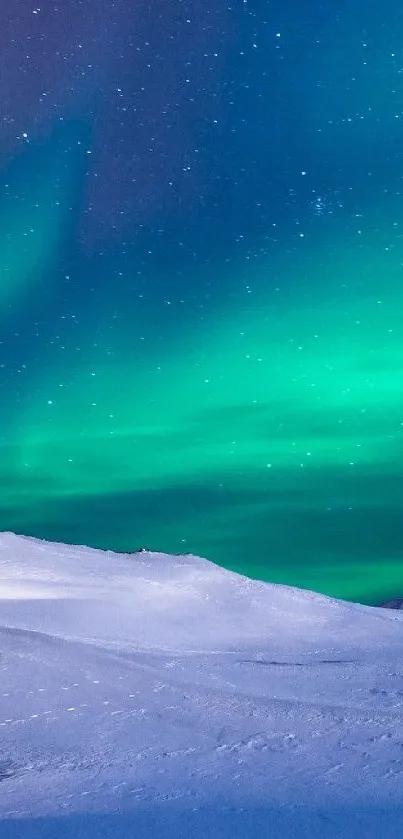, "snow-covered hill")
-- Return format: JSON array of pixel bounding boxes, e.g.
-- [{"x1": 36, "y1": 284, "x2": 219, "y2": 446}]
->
[{"x1": 0, "y1": 532, "x2": 402, "y2": 838}]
